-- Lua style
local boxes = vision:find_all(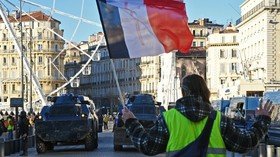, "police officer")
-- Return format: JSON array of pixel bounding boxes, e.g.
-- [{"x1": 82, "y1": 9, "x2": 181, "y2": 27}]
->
[{"x1": 18, "y1": 111, "x2": 29, "y2": 156}]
